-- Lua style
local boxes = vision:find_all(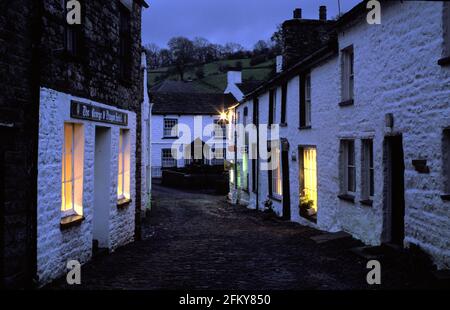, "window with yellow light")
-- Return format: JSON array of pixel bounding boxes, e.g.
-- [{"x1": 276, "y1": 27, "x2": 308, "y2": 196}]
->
[
  {"x1": 118, "y1": 129, "x2": 131, "y2": 204},
  {"x1": 61, "y1": 123, "x2": 84, "y2": 217}
]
